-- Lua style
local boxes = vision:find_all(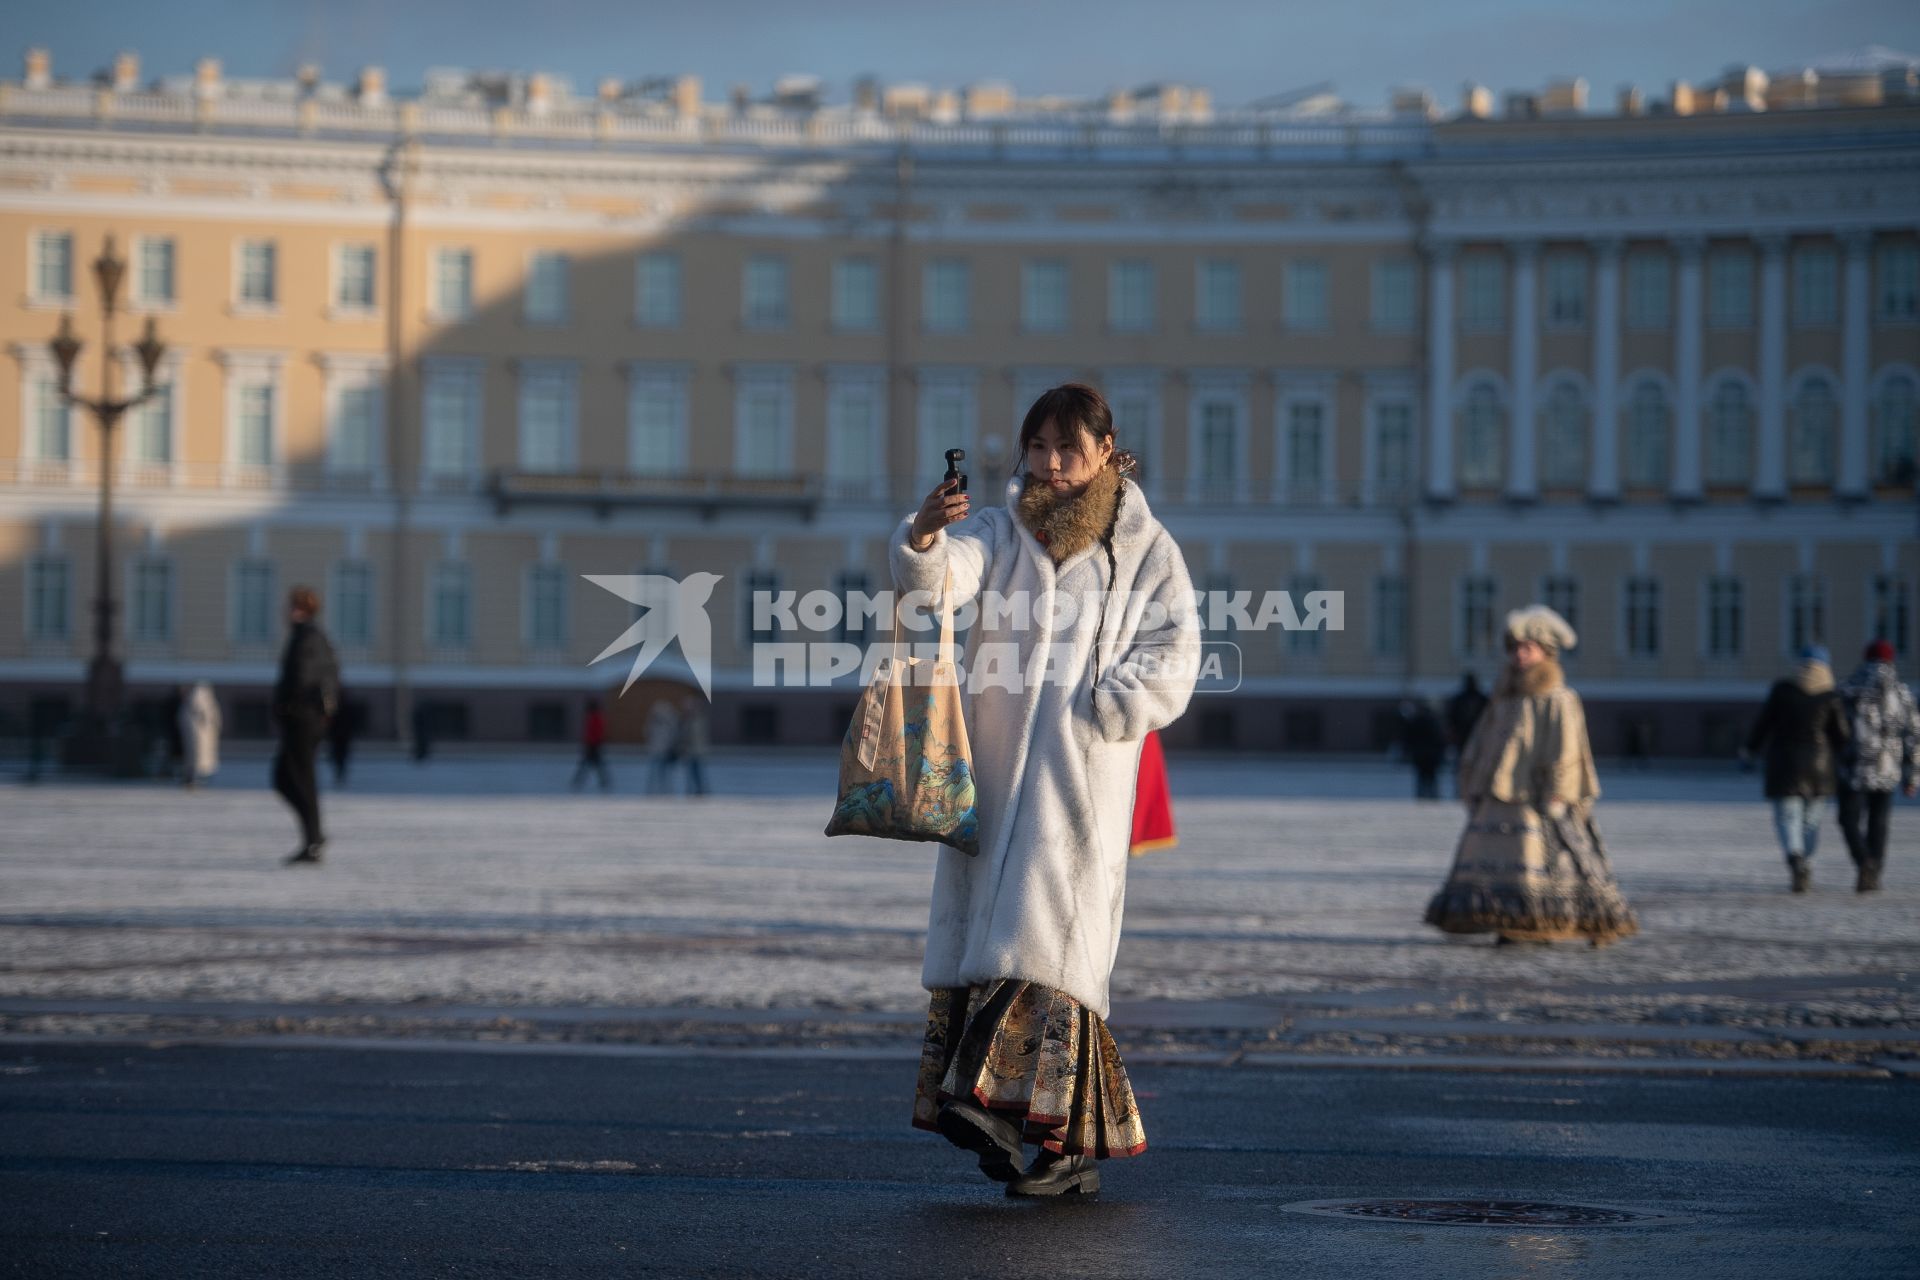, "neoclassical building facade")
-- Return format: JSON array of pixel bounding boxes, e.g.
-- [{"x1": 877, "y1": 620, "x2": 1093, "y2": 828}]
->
[{"x1": 1, "y1": 54, "x2": 1916, "y2": 753}]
